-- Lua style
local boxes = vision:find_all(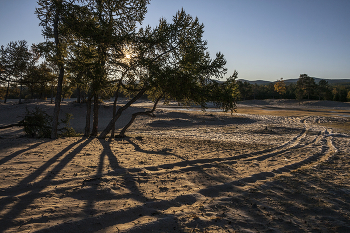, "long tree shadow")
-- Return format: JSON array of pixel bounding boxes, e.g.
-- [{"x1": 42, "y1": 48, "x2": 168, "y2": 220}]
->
[
  {"x1": 124, "y1": 137, "x2": 189, "y2": 162},
  {"x1": 0, "y1": 138, "x2": 91, "y2": 232},
  {"x1": 2, "y1": 133, "x2": 346, "y2": 232},
  {"x1": 27, "y1": 136, "x2": 305, "y2": 232},
  {"x1": 79, "y1": 139, "x2": 153, "y2": 217},
  {"x1": 118, "y1": 128, "x2": 305, "y2": 176},
  {"x1": 0, "y1": 139, "x2": 85, "y2": 215},
  {"x1": 189, "y1": 165, "x2": 350, "y2": 232},
  {"x1": 113, "y1": 138, "x2": 349, "y2": 232},
  {"x1": 0, "y1": 138, "x2": 85, "y2": 197},
  {"x1": 33, "y1": 139, "x2": 188, "y2": 232},
  {"x1": 0, "y1": 140, "x2": 46, "y2": 166},
  {"x1": 18, "y1": 135, "x2": 287, "y2": 231}
]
